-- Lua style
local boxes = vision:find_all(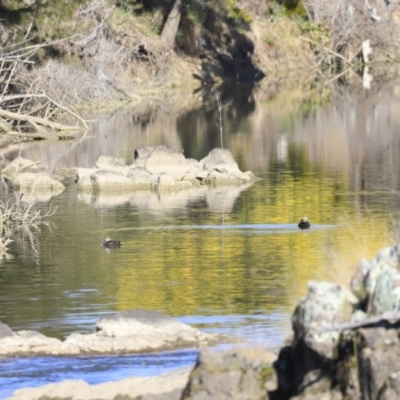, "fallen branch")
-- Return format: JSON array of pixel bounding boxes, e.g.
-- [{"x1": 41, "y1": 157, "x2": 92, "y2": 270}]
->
[
  {"x1": 0, "y1": 109, "x2": 83, "y2": 133},
  {"x1": 300, "y1": 36, "x2": 353, "y2": 64},
  {"x1": 316, "y1": 311, "x2": 400, "y2": 334},
  {"x1": 0, "y1": 93, "x2": 89, "y2": 130}
]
